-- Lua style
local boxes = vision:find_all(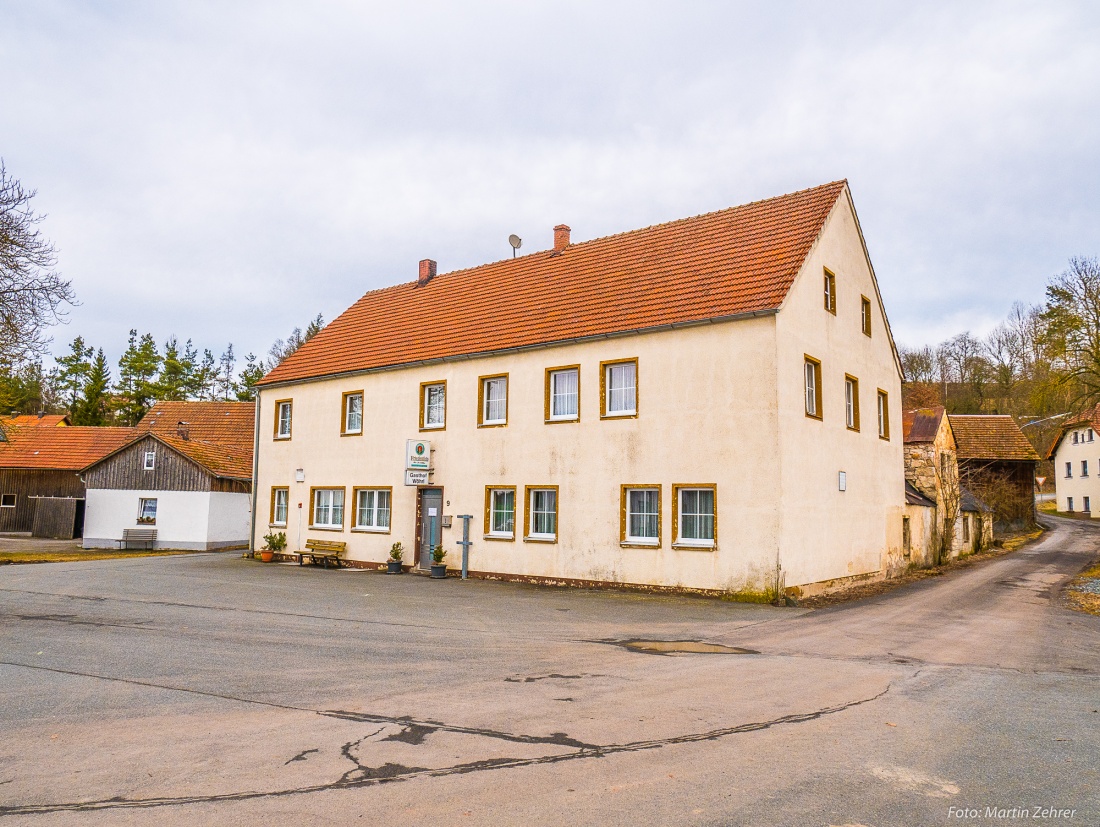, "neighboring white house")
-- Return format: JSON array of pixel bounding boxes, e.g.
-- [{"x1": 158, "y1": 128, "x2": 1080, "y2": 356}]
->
[
  {"x1": 1049, "y1": 408, "x2": 1100, "y2": 517},
  {"x1": 251, "y1": 180, "x2": 906, "y2": 597},
  {"x1": 81, "y1": 402, "x2": 254, "y2": 550}
]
